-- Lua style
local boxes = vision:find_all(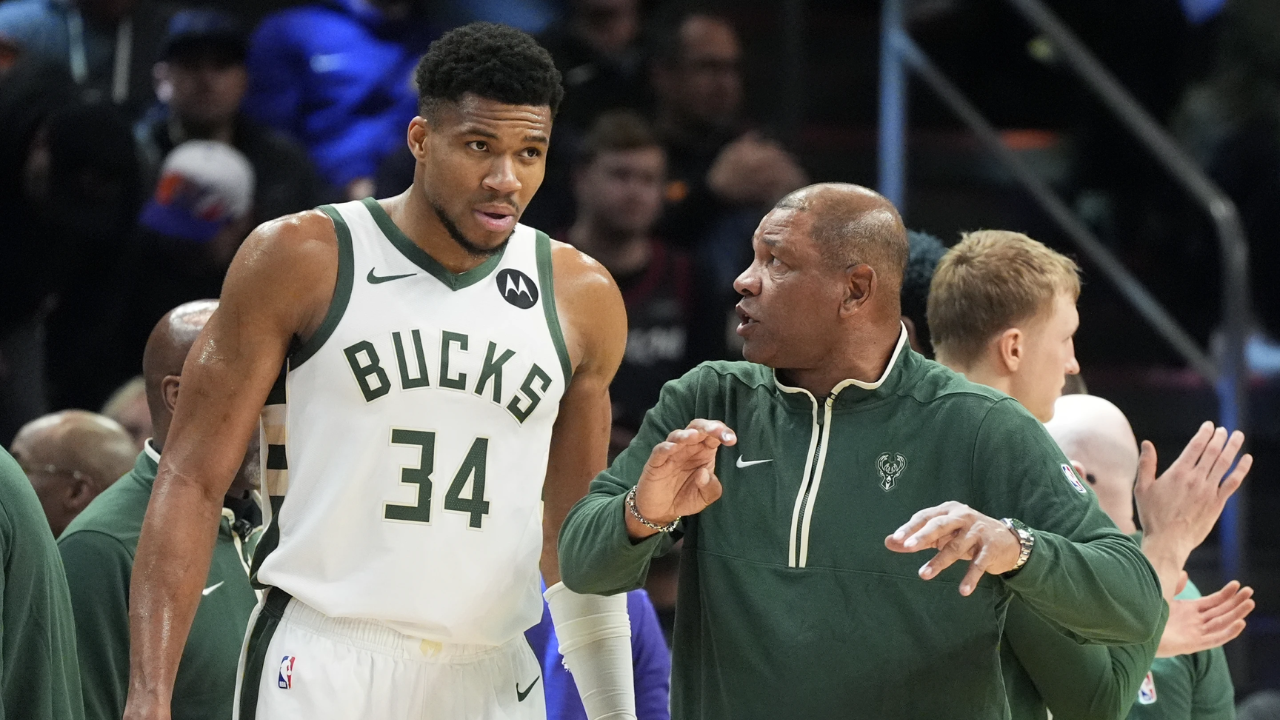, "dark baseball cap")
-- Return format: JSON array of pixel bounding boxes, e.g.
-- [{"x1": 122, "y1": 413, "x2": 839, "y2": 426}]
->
[{"x1": 161, "y1": 9, "x2": 247, "y2": 63}]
